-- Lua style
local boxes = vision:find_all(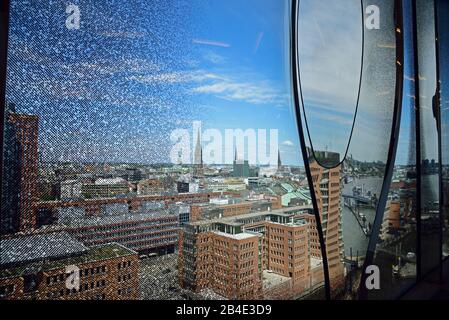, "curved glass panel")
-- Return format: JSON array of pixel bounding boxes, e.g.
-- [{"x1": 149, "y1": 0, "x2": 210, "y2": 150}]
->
[
  {"x1": 415, "y1": 0, "x2": 441, "y2": 277},
  {"x1": 1, "y1": 0, "x2": 327, "y2": 301},
  {"x1": 368, "y1": 0, "x2": 417, "y2": 299},
  {"x1": 437, "y1": 0, "x2": 449, "y2": 260},
  {"x1": 297, "y1": 0, "x2": 363, "y2": 168},
  {"x1": 295, "y1": 0, "x2": 400, "y2": 299}
]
